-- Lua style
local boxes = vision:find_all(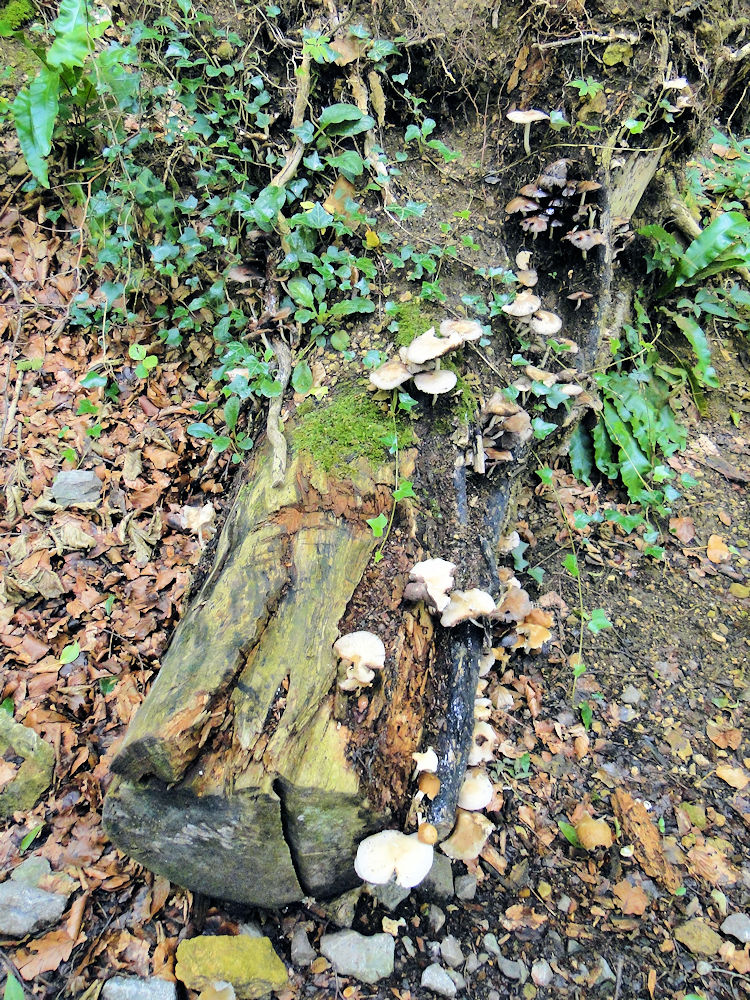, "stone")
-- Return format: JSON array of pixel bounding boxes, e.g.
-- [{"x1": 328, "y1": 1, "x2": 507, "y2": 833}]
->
[
  {"x1": 454, "y1": 874, "x2": 477, "y2": 900},
  {"x1": 531, "y1": 959, "x2": 553, "y2": 986},
  {"x1": 446, "y1": 969, "x2": 466, "y2": 991},
  {"x1": 102, "y1": 977, "x2": 177, "y2": 1000},
  {"x1": 320, "y1": 930, "x2": 394, "y2": 985},
  {"x1": 681, "y1": 802, "x2": 707, "y2": 829},
  {"x1": 0, "y1": 714, "x2": 55, "y2": 818},
  {"x1": 175, "y1": 936, "x2": 287, "y2": 999},
  {"x1": 696, "y1": 961, "x2": 713, "y2": 976},
  {"x1": 401, "y1": 936, "x2": 416, "y2": 958},
  {"x1": 594, "y1": 957, "x2": 616, "y2": 984},
  {"x1": 320, "y1": 887, "x2": 361, "y2": 928},
  {"x1": 0, "y1": 882, "x2": 68, "y2": 937},
  {"x1": 238, "y1": 922, "x2": 263, "y2": 939},
  {"x1": 498, "y1": 957, "x2": 528, "y2": 983},
  {"x1": 729, "y1": 582, "x2": 750, "y2": 599},
  {"x1": 482, "y1": 933, "x2": 502, "y2": 958},
  {"x1": 464, "y1": 953, "x2": 481, "y2": 975},
  {"x1": 10, "y1": 855, "x2": 52, "y2": 887},
  {"x1": 721, "y1": 913, "x2": 750, "y2": 944},
  {"x1": 429, "y1": 905, "x2": 446, "y2": 935},
  {"x1": 621, "y1": 684, "x2": 643, "y2": 705},
  {"x1": 418, "y1": 853, "x2": 454, "y2": 901},
  {"x1": 52, "y1": 469, "x2": 102, "y2": 507},
  {"x1": 421, "y1": 963, "x2": 457, "y2": 997},
  {"x1": 674, "y1": 919, "x2": 724, "y2": 956},
  {"x1": 290, "y1": 927, "x2": 316, "y2": 967},
  {"x1": 557, "y1": 894, "x2": 572, "y2": 914},
  {"x1": 370, "y1": 880, "x2": 411, "y2": 912},
  {"x1": 440, "y1": 935, "x2": 464, "y2": 968}
]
